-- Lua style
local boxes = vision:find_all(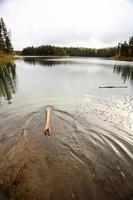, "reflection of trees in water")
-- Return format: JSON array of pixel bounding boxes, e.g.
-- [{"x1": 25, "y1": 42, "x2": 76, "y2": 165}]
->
[
  {"x1": 0, "y1": 61, "x2": 16, "y2": 104},
  {"x1": 113, "y1": 65, "x2": 133, "y2": 85},
  {"x1": 23, "y1": 57, "x2": 72, "y2": 67}
]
